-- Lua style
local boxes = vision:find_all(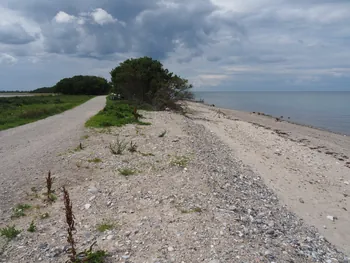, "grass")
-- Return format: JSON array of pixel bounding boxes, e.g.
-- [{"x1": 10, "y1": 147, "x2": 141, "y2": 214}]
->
[
  {"x1": 0, "y1": 95, "x2": 93, "y2": 131},
  {"x1": 88, "y1": 158, "x2": 102, "y2": 163},
  {"x1": 85, "y1": 98, "x2": 151, "y2": 128},
  {"x1": 170, "y1": 155, "x2": 190, "y2": 167},
  {"x1": 118, "y1": 168, "x2": 137, "y2": 176},
  {"x1": 0, "y1": 225, "x2": 21, "y2": 239},
  {"x1": 27, "y1": 221, "x2": 36, "y2": 232},
  {"x1": 97, "y1": 223, "x2": 114, "y2": 232},
  {"x1": 110, "y1": 136, "x2": 128, "y2": 155},
  {"x1": 180, "y1": 207, "x2": 202, "y2": 214},
  {"x1": 12, "y1": 204, "x2": 32, "y2": 218}
]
